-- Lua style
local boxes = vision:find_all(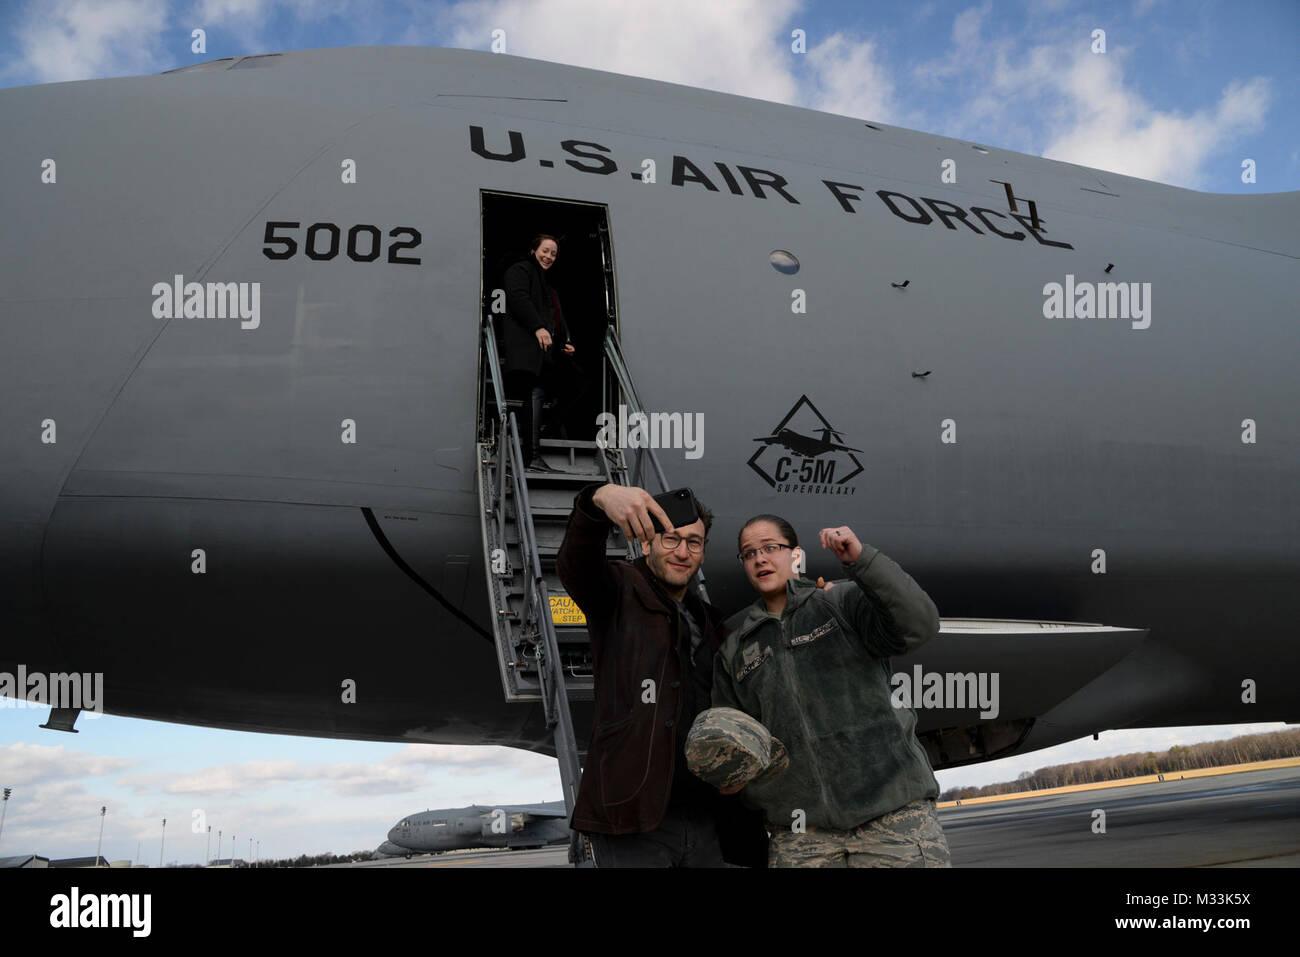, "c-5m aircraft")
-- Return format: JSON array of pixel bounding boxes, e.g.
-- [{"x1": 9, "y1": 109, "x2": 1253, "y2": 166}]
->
[
  {"x1": 755, "y1": 426, "x2": 864, "y2": 458},
  {"x1": 1, "y1": 48, "x2": 1296, "y2": 787},
  {"x1": 373, "y1": 801, "x2": 568, "y2": 858}
]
